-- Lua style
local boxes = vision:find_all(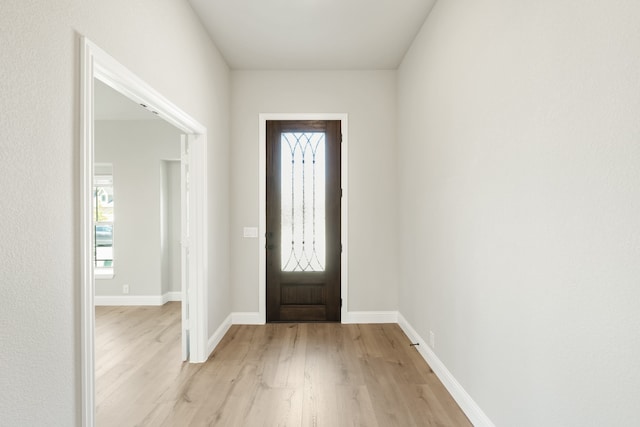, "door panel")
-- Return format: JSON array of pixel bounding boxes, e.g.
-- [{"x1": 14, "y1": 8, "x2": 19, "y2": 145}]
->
[{"x1": 266, "y1": 120, "x2": 341, "y2": 322}]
